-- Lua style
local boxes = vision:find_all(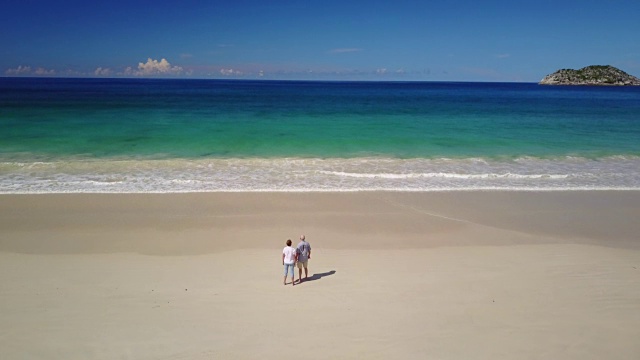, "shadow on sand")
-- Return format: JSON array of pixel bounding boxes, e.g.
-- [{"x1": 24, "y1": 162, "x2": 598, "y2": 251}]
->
[{"x1": 302, "y1": 270, "x2": 336, "y2": 283}]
